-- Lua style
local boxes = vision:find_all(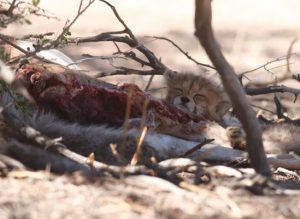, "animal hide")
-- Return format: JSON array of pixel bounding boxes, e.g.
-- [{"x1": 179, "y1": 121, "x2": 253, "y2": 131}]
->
[{"x1": 15, "y1": 63, "x2": 207, "y2": 139}]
